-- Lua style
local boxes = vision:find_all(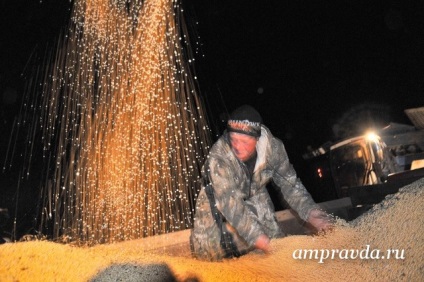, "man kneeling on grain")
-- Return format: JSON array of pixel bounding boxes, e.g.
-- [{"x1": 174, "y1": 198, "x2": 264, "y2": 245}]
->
[{"x1": 190, "y1": 105, "x2": 332, "y2": 261}]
